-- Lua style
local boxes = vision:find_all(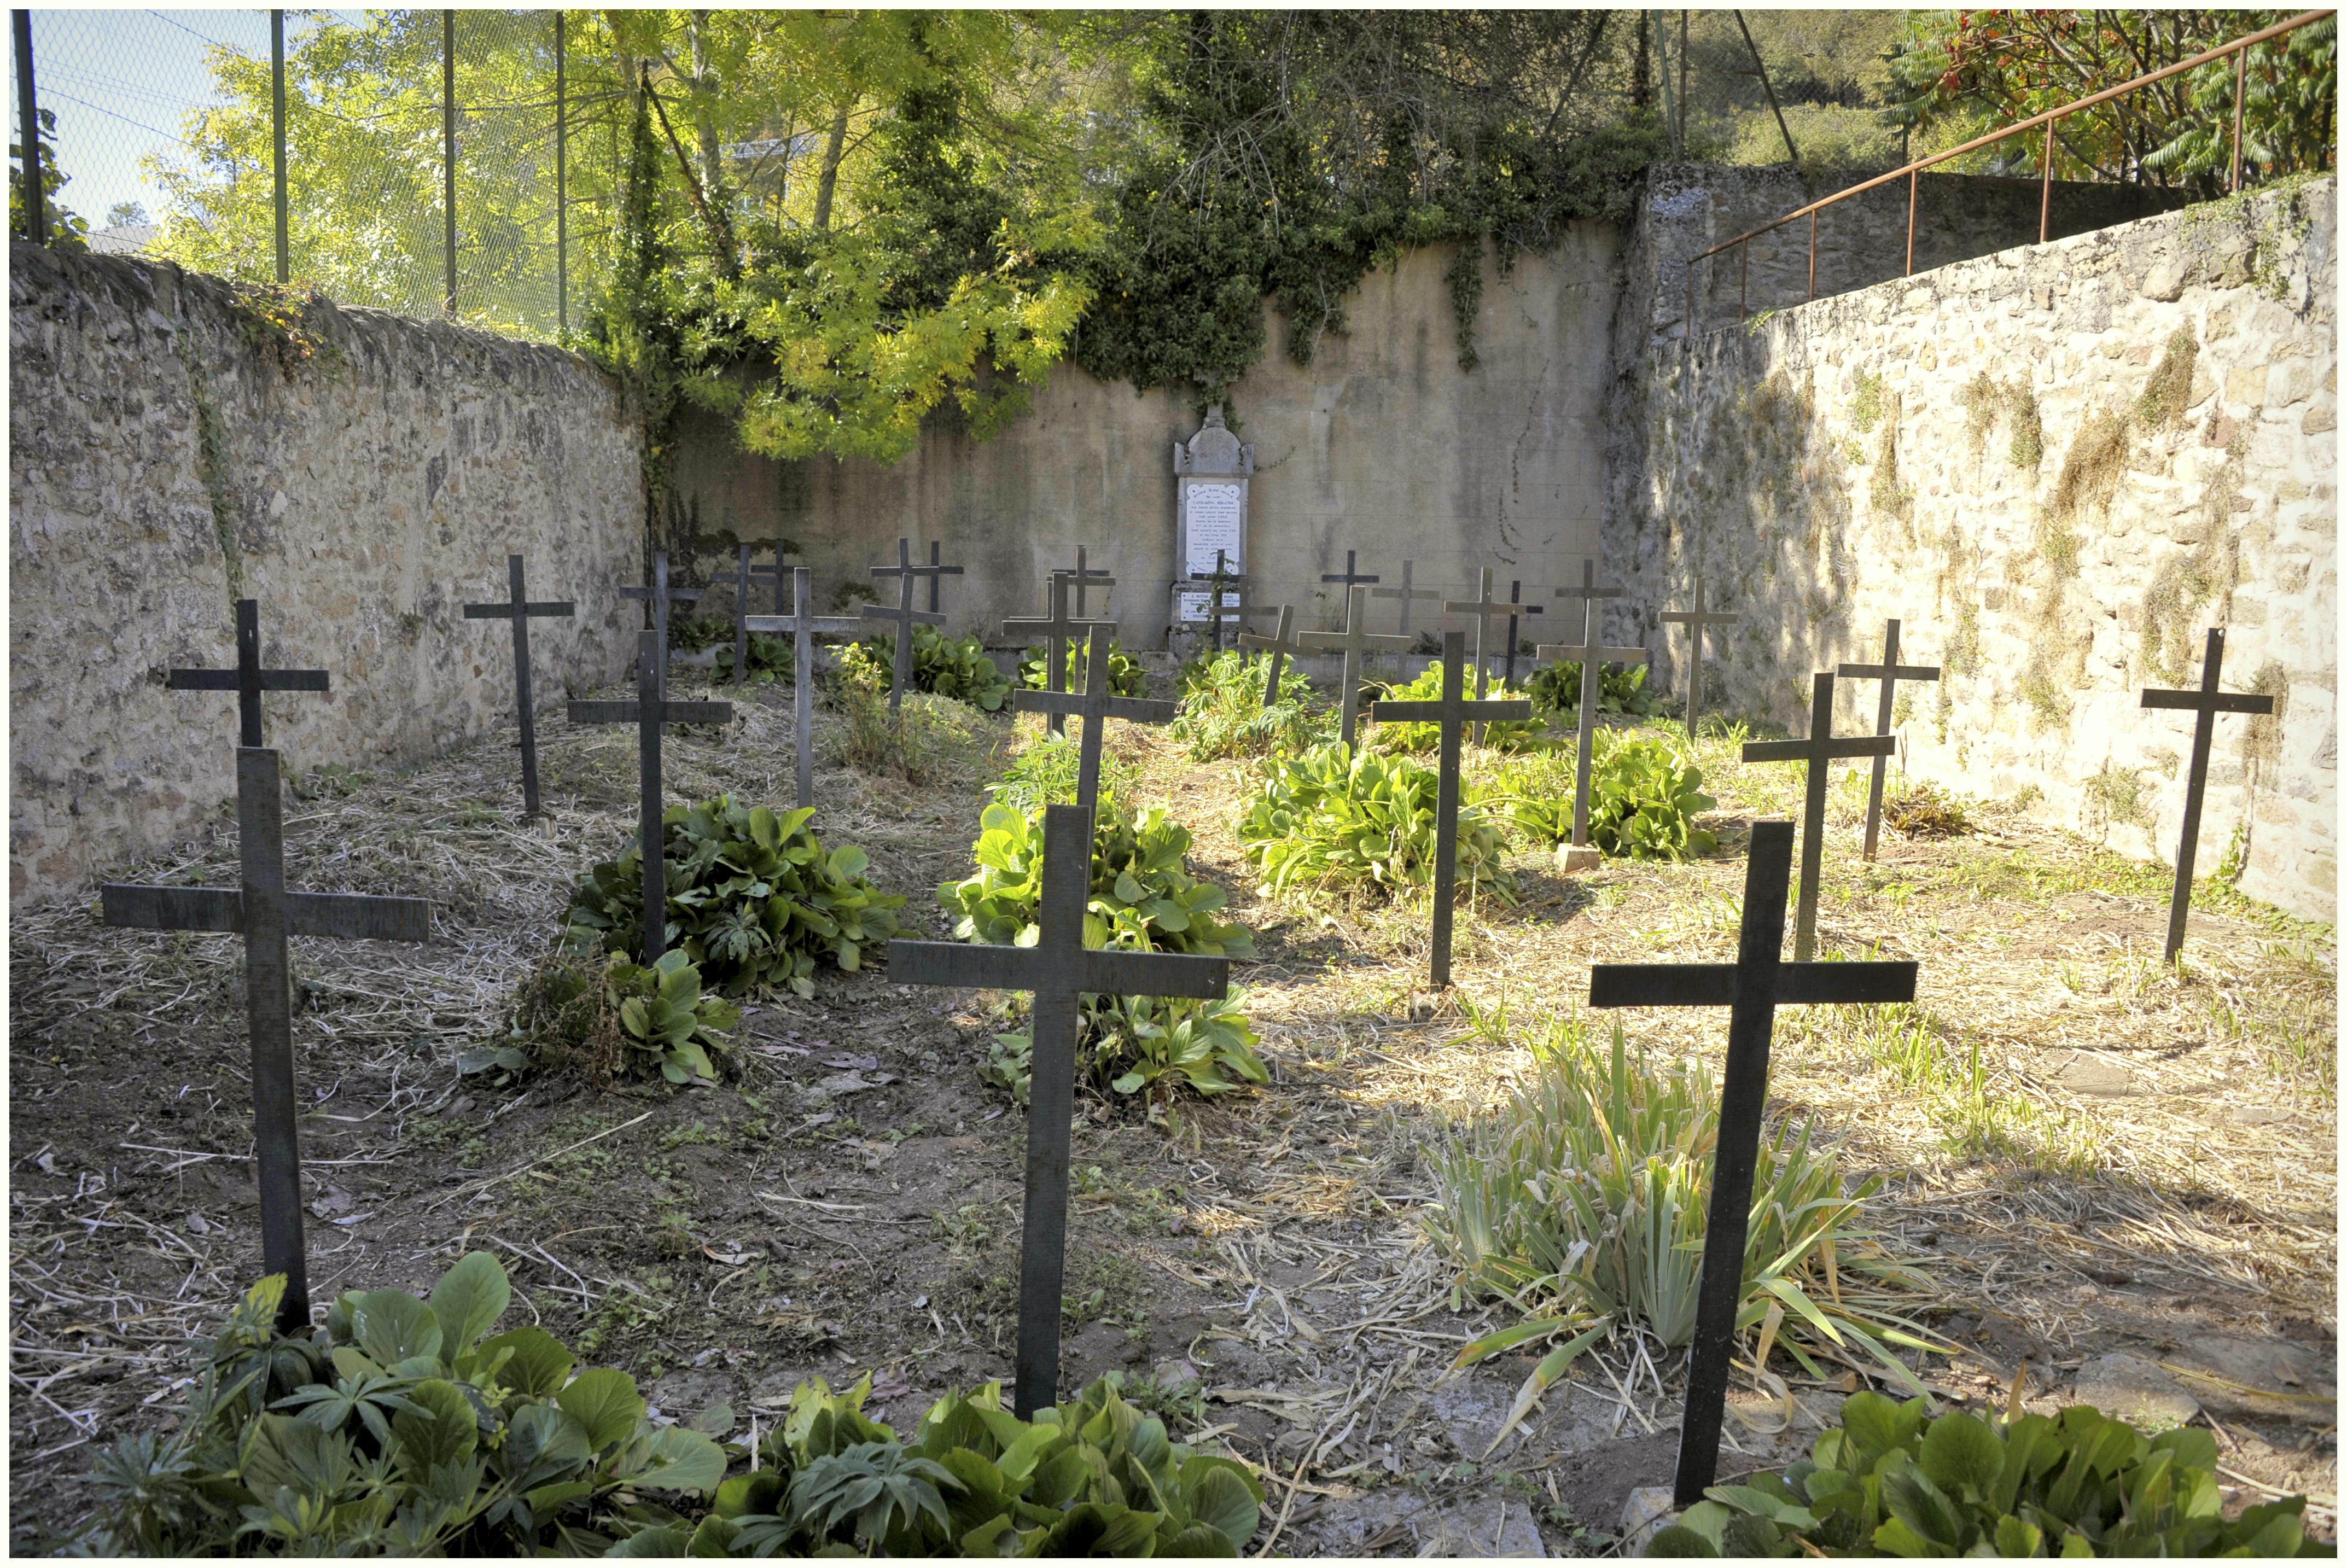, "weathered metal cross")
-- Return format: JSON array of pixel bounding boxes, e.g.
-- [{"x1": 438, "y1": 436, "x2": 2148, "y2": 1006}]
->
[
  {"x1": 1659, "y1": 575, "x2": 1739, "y2": 737},
  {"x1": 102, "y1": 599, "x2": 432, "y2": 1332},
  {"x1": 887, "y1": 805, "x2": 1229, "y2": 1417},
  {"x1": 1195, "y1": 549, "x2": 1267, "y2": 656},
  {"x1": 1237, "y1": 604, "x2": 1309, "y2": 707},
  {"x1": 461, "y1": 554, "x2": 574, "y2": 817},
  {"x1": 1588, "y1": 818, "x2": 1917, "y2": 1507},
  {"x1": 1320, "y1": 548, "x2": 1380, "y2": 594},
  {"x1": 915, "y1": 539, "x2": 966, "y2": 615},
  {"x1": 703, "y1": 544, "x2": 765, "y2": 690},
  {"x1": 1500, "y1": 580, "x2": 1544, "y2": 686},
  {"x1": 1052, "y1": 545, "x2": 1115, "y2": 619},
  {"x1": 1005, "y1": 572, "x2": 1116, "y2": 738},
  {"x1": 1371, "y1": 558, "x2": 1439, "y2": 637},
  {"x1": 1369, "y1": 629, "x2": 1533, "y2": 989},
  {"x1": 618, "y1": 550, "x2": 702, "y2": 687},
  {"x1": 744, "y1": 567, "x2": 860, "y2": 809},
  {"x1": 1300, "y1": 584, "x2": 1411, "y2": 749},
  {"x1": 1012, "y1": 631, "x2": 1178, "y2": 809},
  {"x1": 2141, "y1": 627, "x2": 2276, "y2": 963},
  {"x1": 861, "y1": 538, "x2": 950, "y2": 719},
  {"x1": 1444, "y1": 568, "x2": 1529, "y2": 704},
  {"x1": 1538, "y1": 563, "x2": 1651, "y2": 860},
  {"x1": 568, "y1": 631, "x2": 735, "y2": 961},
  {"x1": 745, "y1": 543, "x2": 791, "y2": 614},
  {"x1": 1741, "y1": 673, "x2": 1896, "y2": 961},
  {"x1": 1837, "y1": 619, "x2": 1941, "y2": 862}
]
